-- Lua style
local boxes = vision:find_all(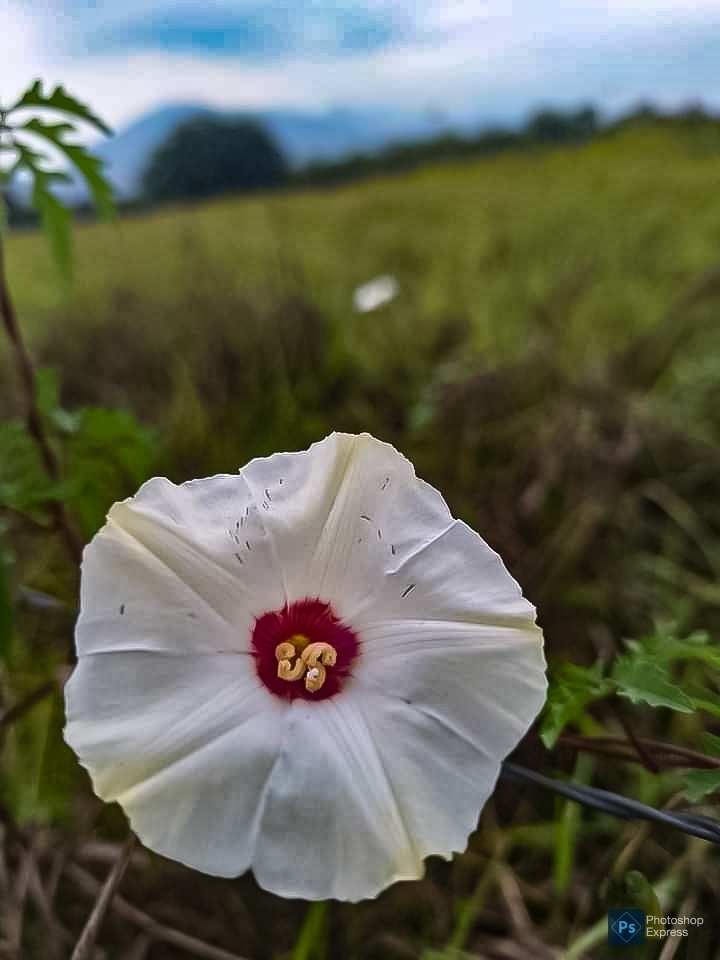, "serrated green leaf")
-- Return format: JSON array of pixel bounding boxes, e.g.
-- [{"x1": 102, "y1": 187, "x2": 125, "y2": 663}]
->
[
  {"x1": 7, "y1": 80, "x2": 112, "y2": 136},
  {"x1": 682, "y1": 768, "x2": 720, "y2": 802},
  {"x1": 611, "y1": 656, "x2": 695, "y2": 713},
  {"x1": 0, "y1": 551, "x2": 11, "y2": 662},
  {"x1": 540, "y1": 660, "x2": 611, "y2": 749},
  {"x1": 32, "y1": 172, "x2": 73, "y2": 280},
  {"x1": 20, "y1": 117, "x2": 115, "y2": 220},
  {"x1": 64, "y1": 407, "x2": 158, "y2": 537}
]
